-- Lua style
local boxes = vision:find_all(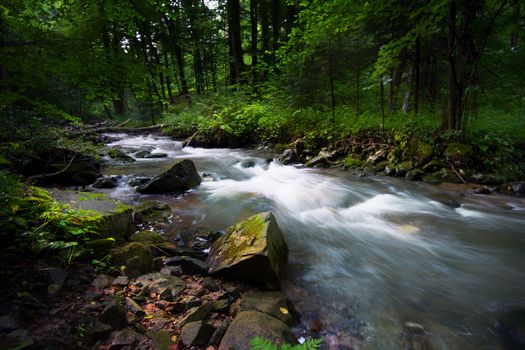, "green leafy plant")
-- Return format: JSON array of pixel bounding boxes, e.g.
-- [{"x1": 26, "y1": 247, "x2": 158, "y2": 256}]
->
[{"x1": 249, "y1": 337, "x2": 322, "y2": 350}]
